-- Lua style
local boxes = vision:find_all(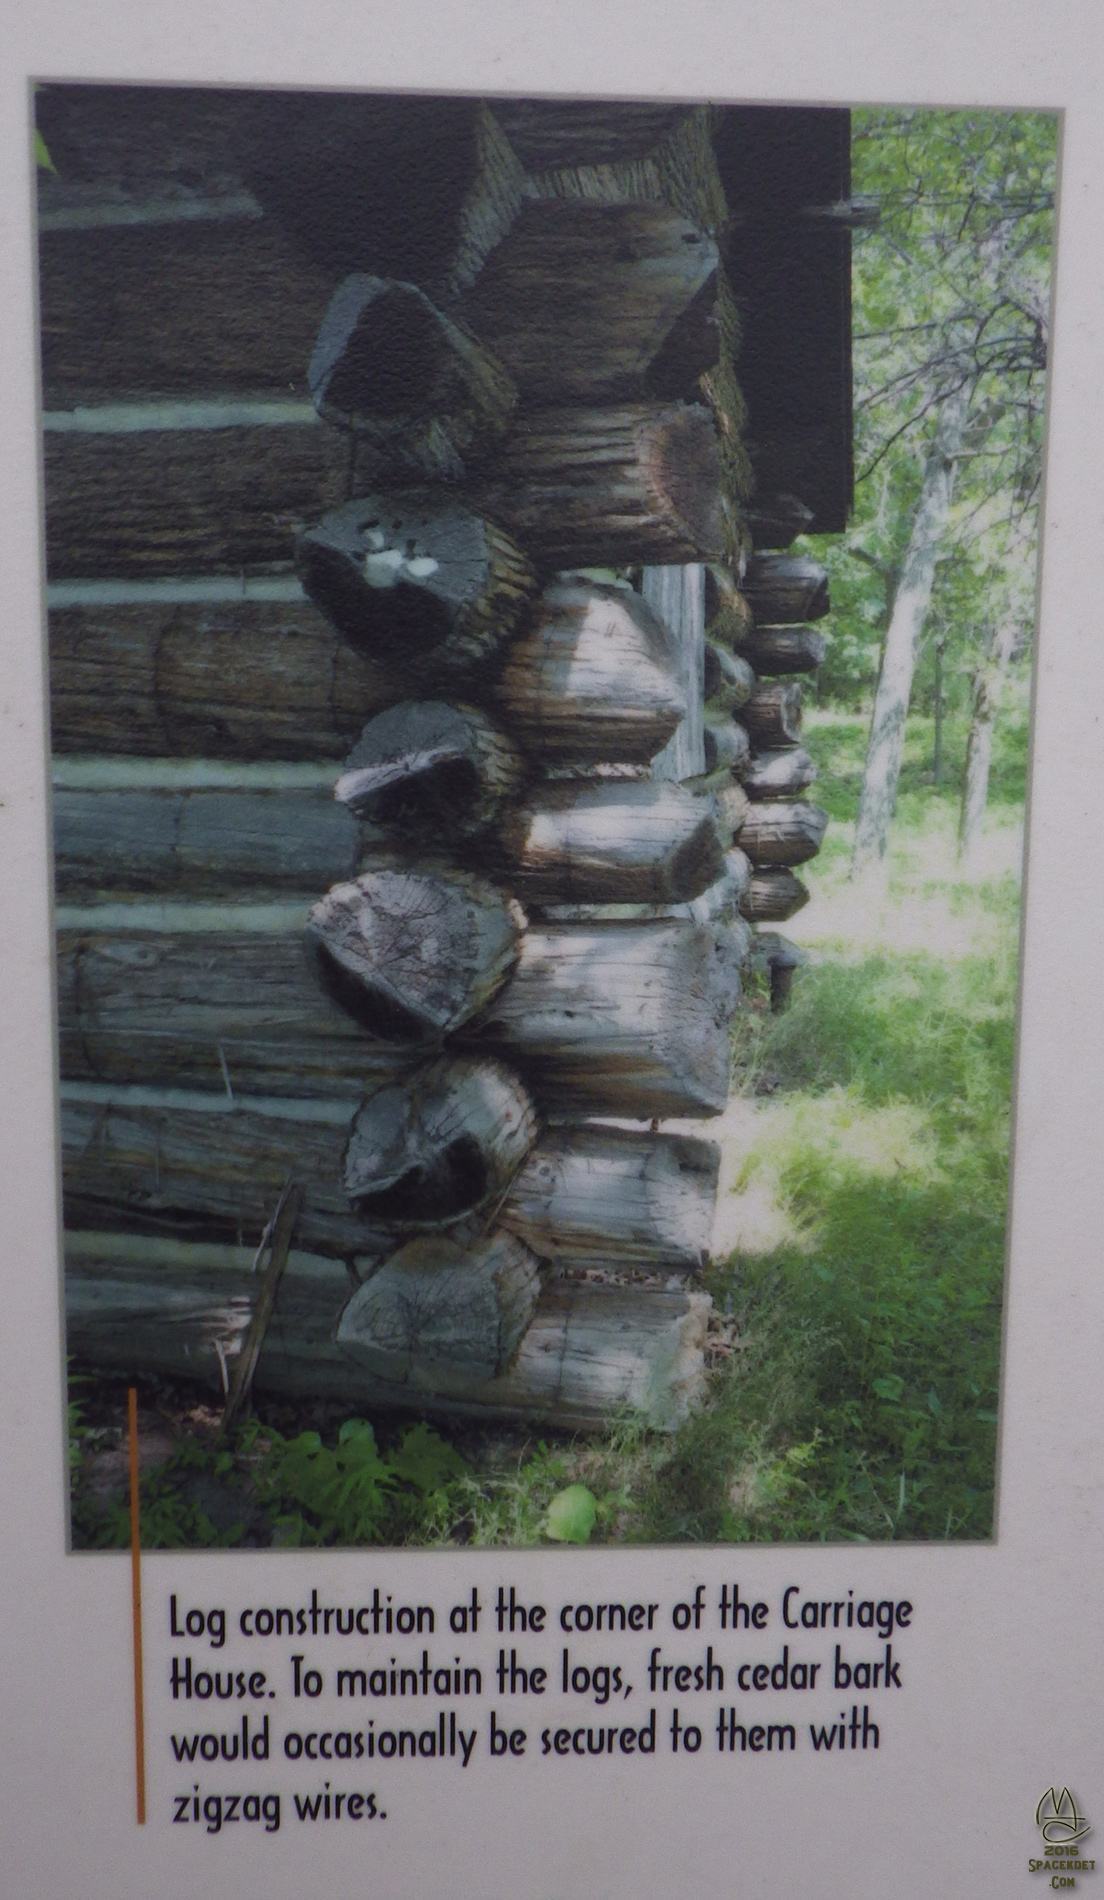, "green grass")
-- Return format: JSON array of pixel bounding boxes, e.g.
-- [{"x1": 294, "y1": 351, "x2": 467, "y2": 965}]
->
[{"x1": 69, "y1": 699, "x2": 1026, "y2": 1549}]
